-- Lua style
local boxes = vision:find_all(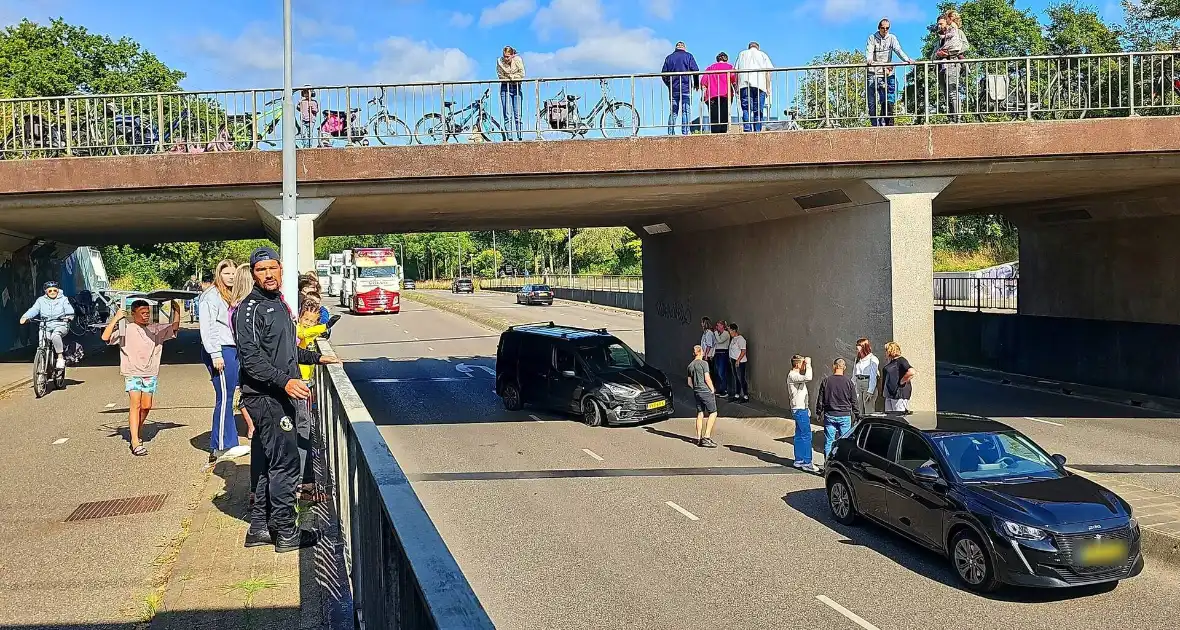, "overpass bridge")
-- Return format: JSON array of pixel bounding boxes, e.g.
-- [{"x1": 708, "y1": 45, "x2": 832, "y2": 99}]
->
[{"x1": 2, "y1": 51, "x2": 1179, "y2": 411}]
